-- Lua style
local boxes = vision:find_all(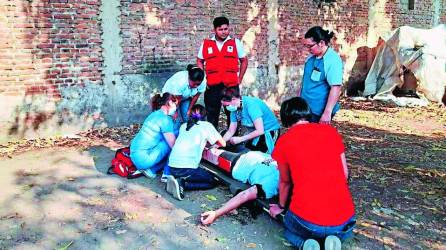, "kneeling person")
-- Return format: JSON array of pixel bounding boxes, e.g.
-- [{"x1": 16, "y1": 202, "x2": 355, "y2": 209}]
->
[
  {"x1": 166, "y1": 105, "x2": 226, "y2": 200},
  {"x1": 200, "y1": 150, "x2": 279, "y2": 225}
]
